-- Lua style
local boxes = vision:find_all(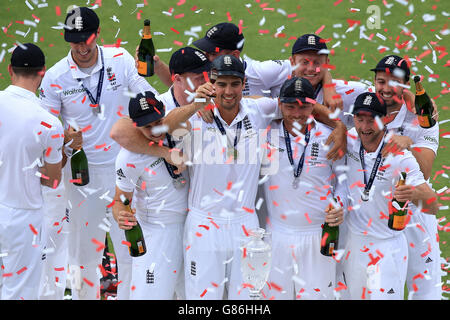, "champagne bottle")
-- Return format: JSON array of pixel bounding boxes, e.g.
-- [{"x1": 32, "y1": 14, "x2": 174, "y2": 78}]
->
[
  {"x1": 414, "y1": 76, "x2": 436, "y2": 128},
  {"x1": 320, "y1": 197, "x2": 340, "y2": 257},
  {"x1": 120, "y1": 194, "x2": 147, "y2": 257},
  {"x1": 388, "y1": 172, "x2": 408, "y2": 231},
  {"x1": 71, "y1": 148, "x2": 89, "y2": 186},
  {"x1": 137, "y1": 19, "x2": 155, "y2": 77}
]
